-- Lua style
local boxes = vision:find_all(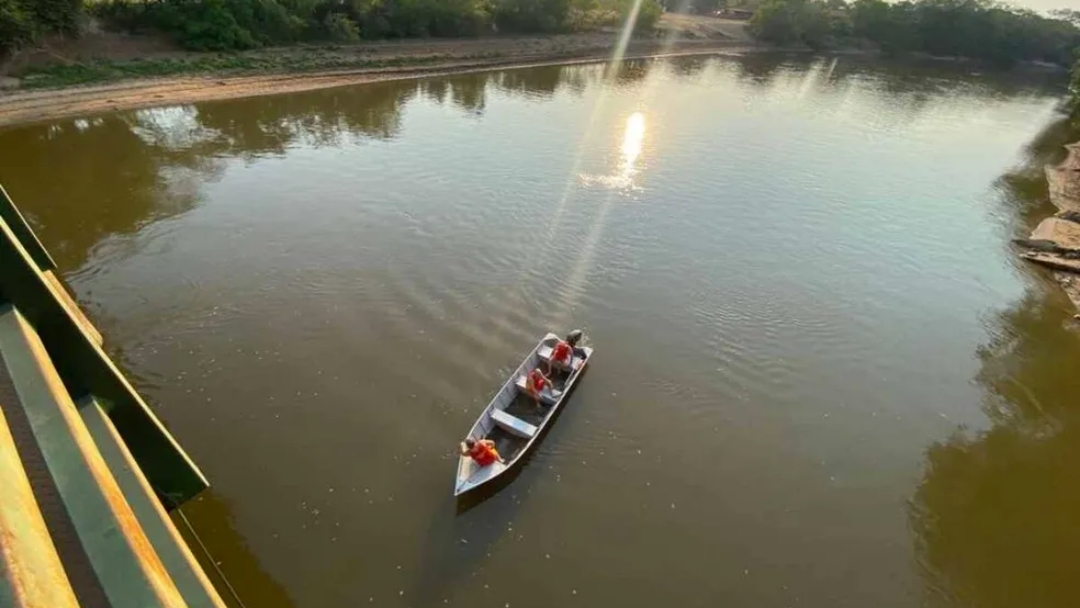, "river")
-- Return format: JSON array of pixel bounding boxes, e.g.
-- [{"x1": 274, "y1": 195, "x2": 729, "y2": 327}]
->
[{"x1": 2, "y1": 54, "x2": 1078, "y2": 608}]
